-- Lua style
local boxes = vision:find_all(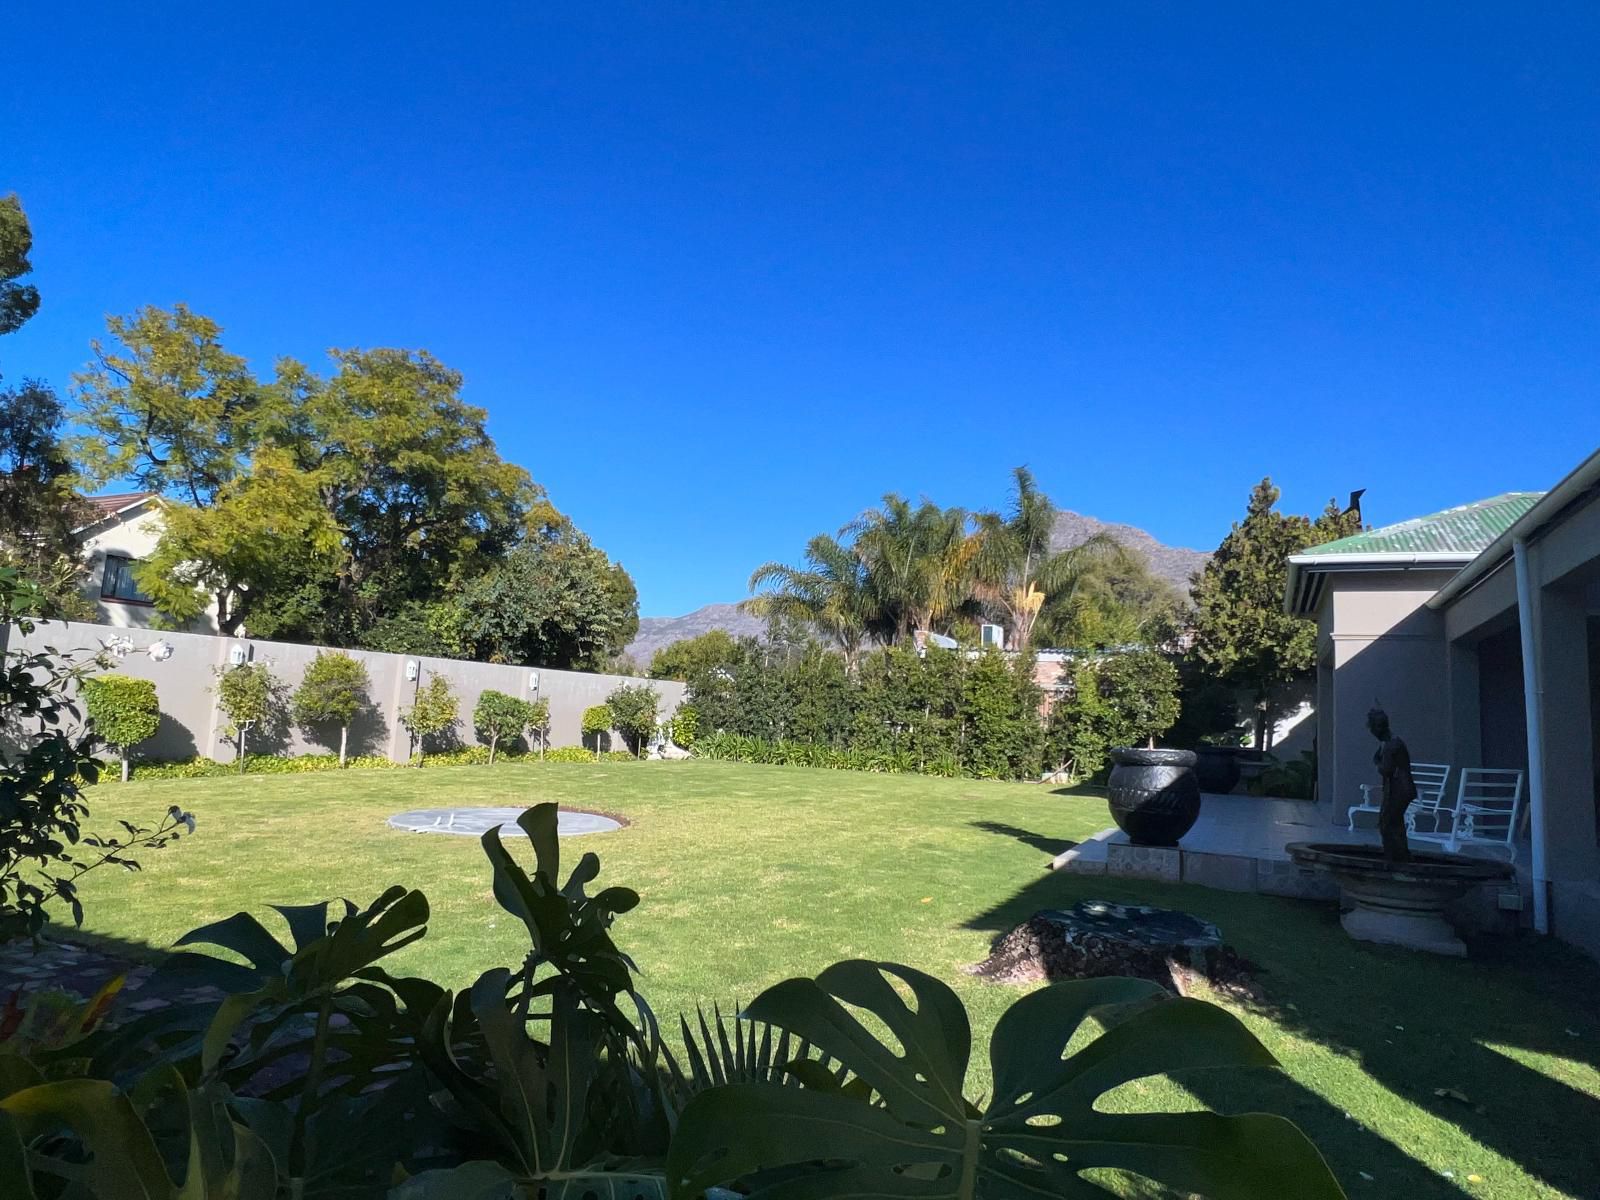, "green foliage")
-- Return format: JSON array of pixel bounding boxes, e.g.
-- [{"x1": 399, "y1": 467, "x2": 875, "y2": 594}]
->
[
  {"x1": 81, "y1": 674, "x2": 160, "y2": 781},
  {"x1": 648, "y1": 629, "x2": 740, "y2": 682},
  {"x1": 606, "y1": 682, "x2": 661, "y2": 755},
  {"x1": 957, "y1": 648, "x2": 1045, "y2": 779},
  {"x1": 1047, "y1": 650, "x2": 1182, "y2": 781},
  {"x1": 747, "y1": 534, "x2": 879, "y2": 667},
  {"x1": 473, "y1": 688, "x2": 536, "y2": 763},
  {"x1": 400, "y1": 672, "x2": 458, "y2": 764},
  {"x1": 1191, "y1": 479, "x2": 1360, "y2": 746},
  {"x1": 668, "y1": 704, "x2": 700, "y2": 748},
  {"x1": 0, "y1": 571, "x2": 191, "y2": 937},
  {"x1": 291, "y1": 650, "x2": 371, "y2": 765},
  {"x1": 0, "y1": 193, "x2": 42, "y2": 339},
  {"x1": 526, "y1": 696, "x2": 551, "y2": 757},
  {"x1": 581, "y1": 703, "x2": 613, "y2": 753},
  {"x1": 1, "y1": 801, "x2": 1340, "y2": 1200},
  {"x1": 1251, "y1": 749, "x2": 1317, "y2": 800},
  {"x1": 0, "y1": 381, "x2": 94, "y2": 619},
  {"x1": 211, "y1": 661, "x2": 287, "y2": 771},
  {"x1": 546, "y1": 745, "x2": 598, "y2": 763},
  {"x1": 669, "y1": 962, "x2": 1342, "y2": 1199},
  {"x1": 1036, "y1": 549, "x2": 1188, "y2": 651}
]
